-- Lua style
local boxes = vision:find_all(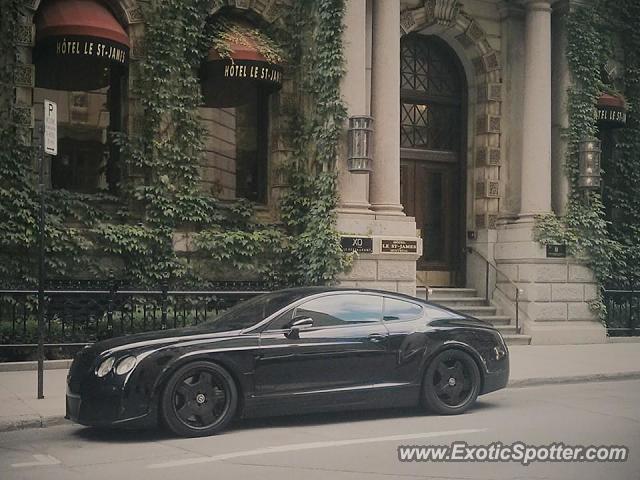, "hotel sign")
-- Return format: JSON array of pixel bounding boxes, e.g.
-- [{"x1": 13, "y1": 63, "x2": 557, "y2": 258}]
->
[
  {"x1": 37, "y1": 36, "x2": 129, "y2": 65},
  {"x1": 381, "y1": 239, "x2": 418, "y2": 254},
  {"x1": 223, "y1": 62, "x2": 282, "y2": 84},
  {"x1": 597, "y1": 105, "x2": 626, "y2": 126}
]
